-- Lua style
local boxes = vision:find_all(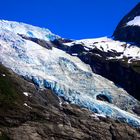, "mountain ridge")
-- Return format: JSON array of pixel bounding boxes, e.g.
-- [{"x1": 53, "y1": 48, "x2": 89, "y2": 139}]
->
[{"x1": 113, "y1": 2, "x2": 140, "y2": 44}]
